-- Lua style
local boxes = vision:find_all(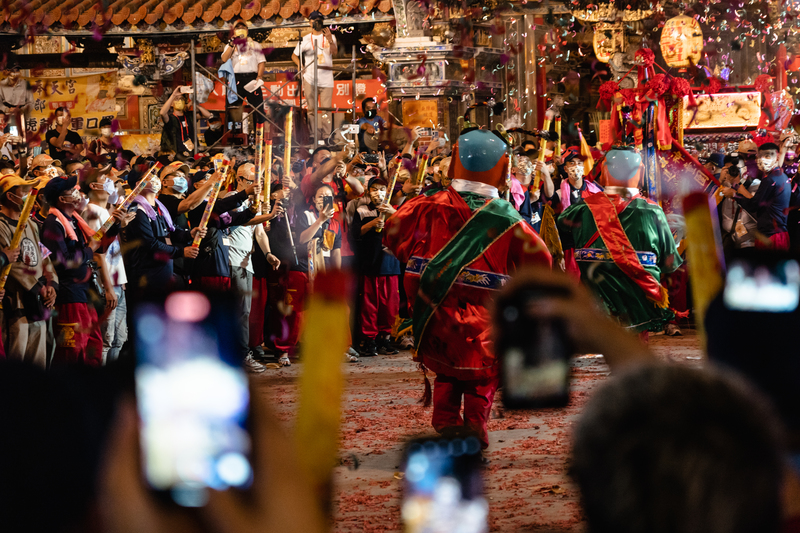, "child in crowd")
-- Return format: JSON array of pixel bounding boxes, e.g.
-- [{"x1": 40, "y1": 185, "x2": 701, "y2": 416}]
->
[{"x1": 350, "y1": 176, "x2": 400, "y2": 357}]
